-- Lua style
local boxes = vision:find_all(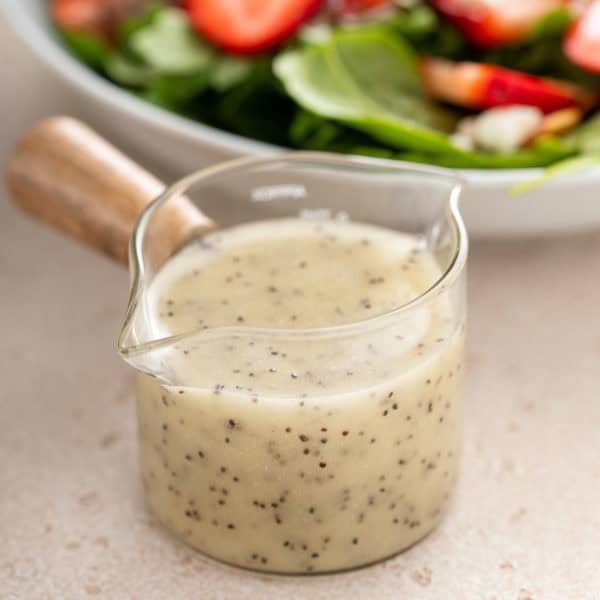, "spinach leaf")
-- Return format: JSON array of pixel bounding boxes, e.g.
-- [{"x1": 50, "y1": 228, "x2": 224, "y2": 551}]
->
[
  {"x1": 209, "y1": 56, "x2": 255, "y2": 92},
  {"x1": 59, "y1": 30, "x2": 111, "y2": 72},
  {"x1": 290, "y1": 109, "x2": 388, "y2": 151},
  {"x1": 386, "y1": 5, "x2": 467, "y2": 59},
  {"x1": 105, "y1": 53, "x2": 157, "y2": 86},
  {"x1": 209, "y1": 62, "x2": 296, "y2": 145},
  {"x1": 274, "y1": 27, "x2": 459, "y2": 153},
  {"x1": 142, "y1": 72, "x2": 211, "y2": 110},
  {"x1": 397, "y1": 138, "x2": 574, "y2": 169},
  {"x1": 567, "y1": 112, "x2": 600, "y2": 154},
  {"x1": 129, "y1": 8, "x2": 214, "y2": 73},
  {"x1": 117, "y1": 2, "x2": 164, "y2": 44},
  {"x1": 290, "y1": 110, "x2": 348, "y2": 149},
  {"x1": 527, "y1": 8, "x2": 572, "y2": 40}
]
